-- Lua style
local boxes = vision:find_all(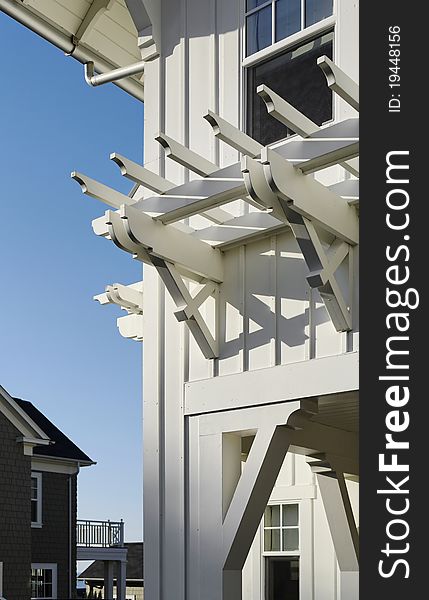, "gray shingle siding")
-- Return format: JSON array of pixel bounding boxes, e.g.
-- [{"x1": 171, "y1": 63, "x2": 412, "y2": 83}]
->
[
  {"x1": 0, "y1": 410, "x2": 32, "y2": 600},
  {"x1": 31, "y1": 472, "x2": 77, "y2": 599}
]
